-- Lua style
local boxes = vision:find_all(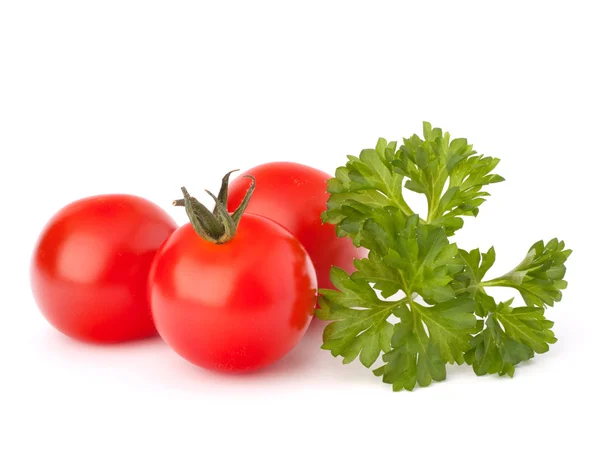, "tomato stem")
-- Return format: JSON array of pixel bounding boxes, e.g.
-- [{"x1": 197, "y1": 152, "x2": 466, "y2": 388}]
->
[{"x1": 173, "y1": 171, "x2": 256, "y2": 244}]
